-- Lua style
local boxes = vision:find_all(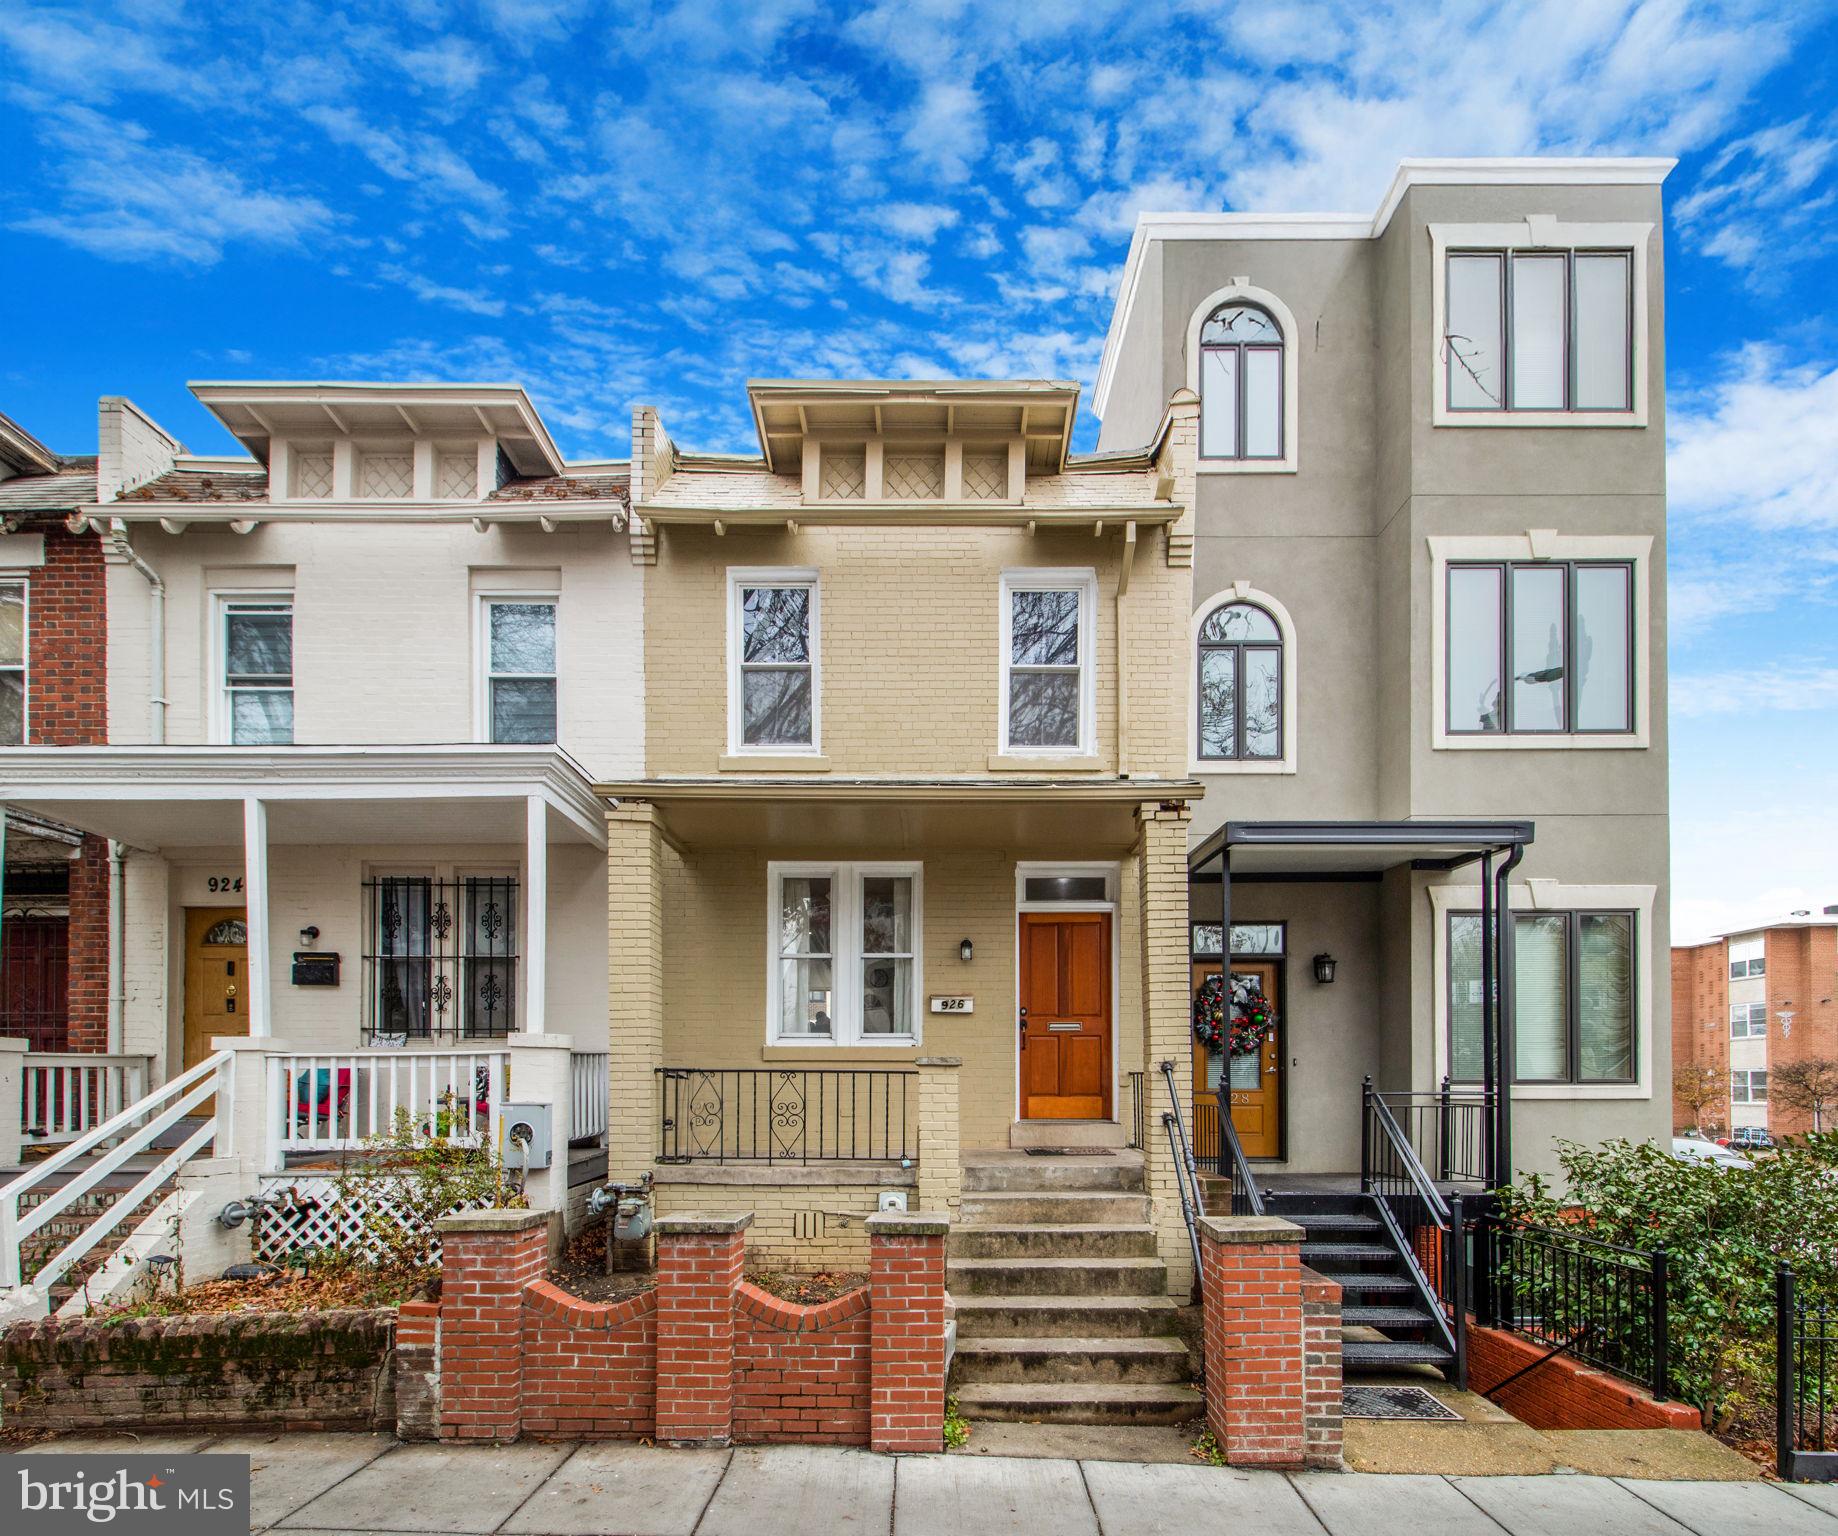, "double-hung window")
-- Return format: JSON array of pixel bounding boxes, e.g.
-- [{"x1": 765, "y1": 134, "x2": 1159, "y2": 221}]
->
[
  {"x1": 1730, "y1": 954, "x2": 1765, "y2": 979},
  {"x1": 1000, "y1": 569, "x2": 1095, "y2": 754},
  {"x1": 1446, "y1": 560, "x2": 1633, "y2": 735},
  {"x1": 222, "y1": 599, "x2": 294, "y2": 745},
  {"x1": 0, "y1": 579, "x2": 25, "y2": 745},
  {"x1": 482, "y1": 598, "x2": 557, "y2": 743},
  {"x1": 1448, "y1": 908, "x2": 1635, "y2": 1084},
  {"x1": 729, "y1": 570, "x2": 818, "y2": 753},
  {"x1": 1732, "y1": 1070, "x2": 1769, "y2": 1105},
  {"x1": 769, "y1": 862, "x2": 920, "y2": 1046},
  {"x1": 1730, "y1": 1003, "x2": 1769, "y2": 1039}
]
